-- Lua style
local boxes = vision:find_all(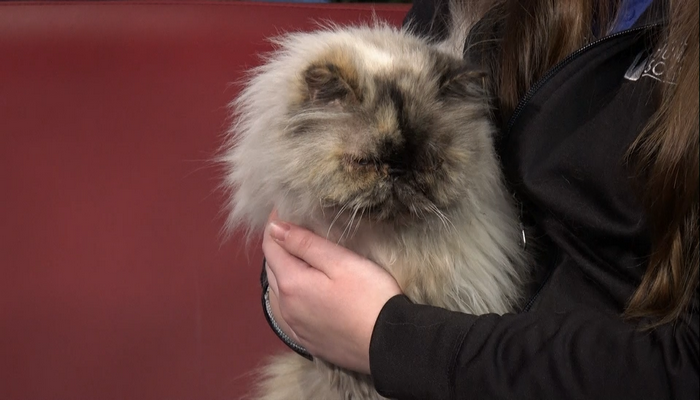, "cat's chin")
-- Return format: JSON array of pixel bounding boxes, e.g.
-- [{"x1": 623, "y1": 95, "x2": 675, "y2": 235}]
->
[
  {"x1": 362, "y1": 204, "x2": 416, "y2": 222},
  {"x1": 319, "y1": 200, "x2": 440, "y2": 227}
]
